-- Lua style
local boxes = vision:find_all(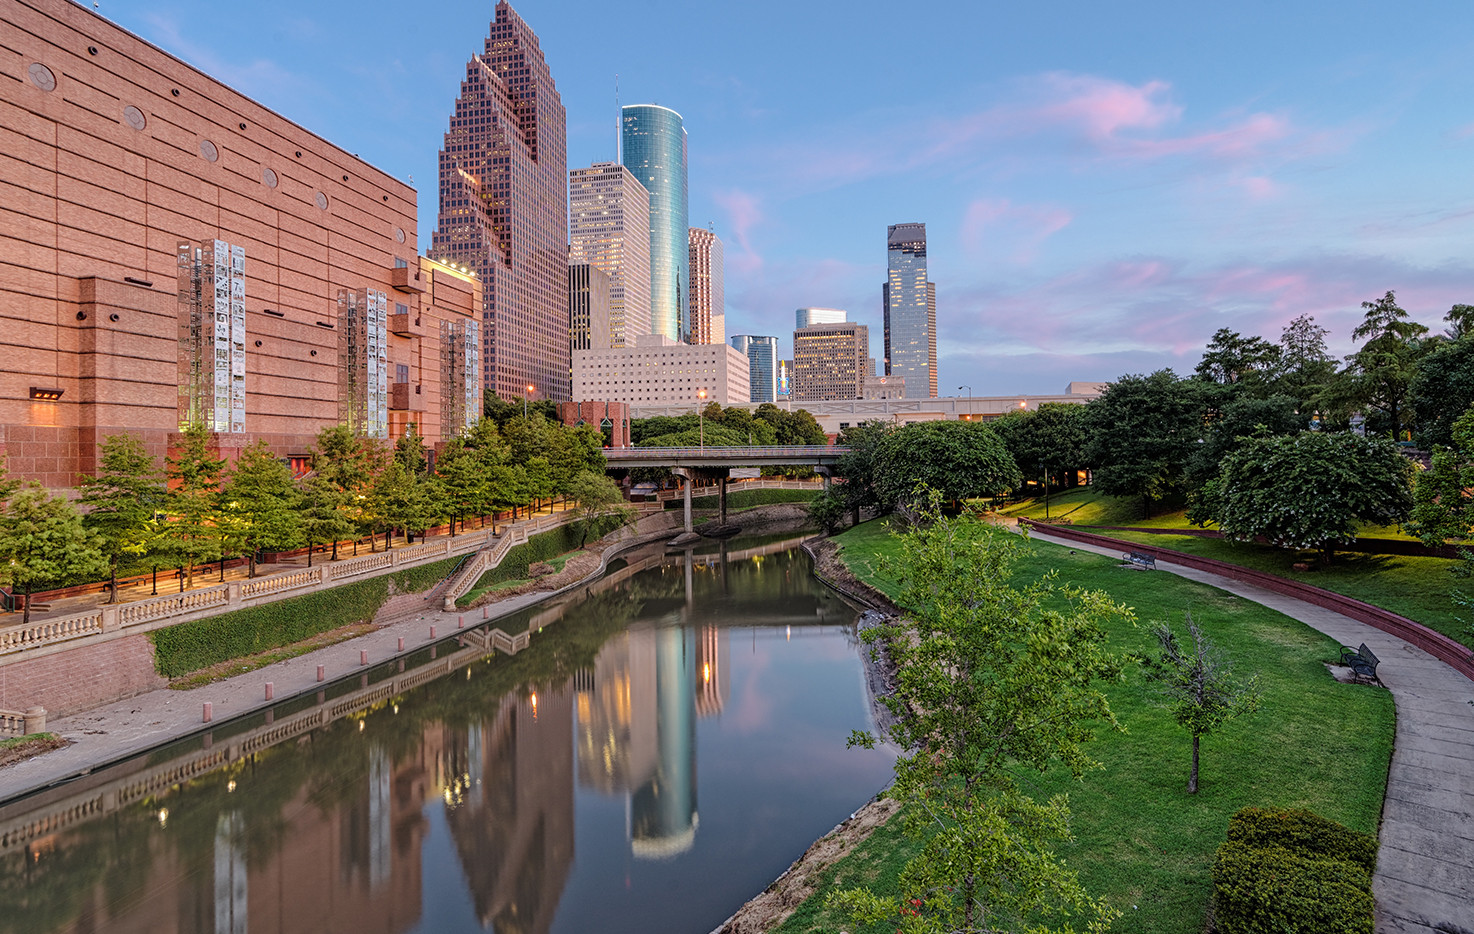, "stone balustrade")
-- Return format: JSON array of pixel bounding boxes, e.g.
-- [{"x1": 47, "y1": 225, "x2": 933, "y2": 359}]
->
[{"x1": 0, "y1": 612, "x2": 104, "y2": 655}]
